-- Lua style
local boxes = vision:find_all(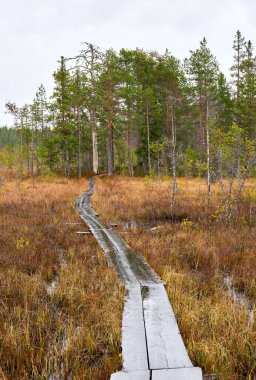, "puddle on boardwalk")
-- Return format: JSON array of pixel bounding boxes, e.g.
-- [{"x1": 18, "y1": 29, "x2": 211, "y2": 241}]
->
[
  {"x1": 223, "y1": 274, "x2": 254, "y2": 326},
  {"x1": 141, "y1": 285, "x2": 150, "y2": 299}
]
